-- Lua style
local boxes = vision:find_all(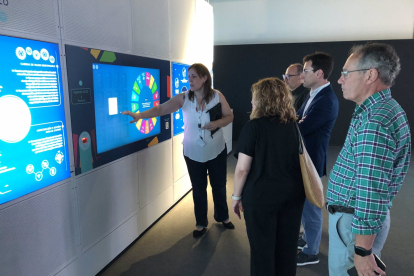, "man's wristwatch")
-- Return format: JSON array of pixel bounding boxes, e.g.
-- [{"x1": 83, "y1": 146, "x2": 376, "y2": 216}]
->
[
  {"x1": 231, "y1": 194, "x2": 242, "y2": 200},
  {"x1": 354, "y1": 246, "x2": 372, "y2": 257}
]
